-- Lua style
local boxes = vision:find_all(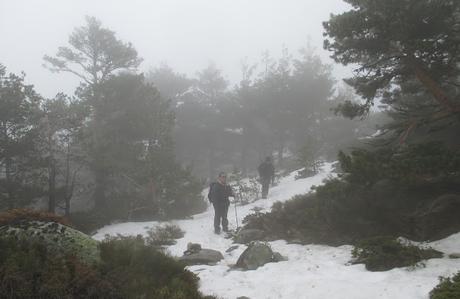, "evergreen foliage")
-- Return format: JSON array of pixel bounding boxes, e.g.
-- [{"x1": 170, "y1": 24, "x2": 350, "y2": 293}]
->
[
  {"x1": 99, "y1": 235, "x2": 208, "y2": 299},
  {"x1": 43, "y1": 16, "x2": 141, "y2": 86},
  {"x1": 296, "y1": 142, "x2": 323, "y2": 179},
  {"x1": 44, "y1": 16, "x2": 143, "y2": 211},
  {"x1": 38, "y1": 93, "x2": 88, "y2": 214},
  {"x1": 338, "y1": 142, "x2": 460, "y2": 185},
  {"x1": 323, "y1": 0, "x2": 460, "y2": 119},
  {"x1": 0, "y1": 18, "x2": 207, "y2": 225},
  {"x1": 40, "y1": 18, "x2": 206, "y2": 221},
  {"x1": 430, "y1": 272, "x2": 460, "y2": 299},
  {"x1": 351, "y1": 236, "x2": 442, "y2": 271},
  {"x1": 0, "y1": 65, "x2": 43, "y2": 209},
  {"x1": 243, "y1": 141, "x2": 460, "y2": 245},
  {"x1": 153, "y1": 47, "x2": 368, "y2": 179},
  {"x1": 0, "y1": 233, "x2": 213, "y2": 299},
  {"x1": 145, "y1": 224, "x2": 185, "y2": 247}
]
